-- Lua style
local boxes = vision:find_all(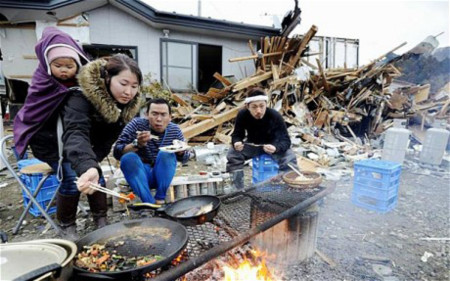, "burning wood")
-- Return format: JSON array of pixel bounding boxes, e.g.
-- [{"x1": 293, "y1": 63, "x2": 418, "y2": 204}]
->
[{"x1": 182, "y1": 244, "x2": 279, "y2": 281}]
